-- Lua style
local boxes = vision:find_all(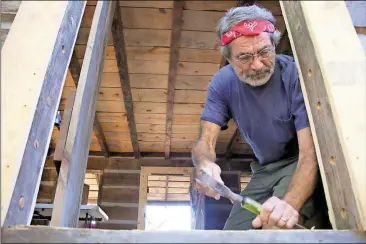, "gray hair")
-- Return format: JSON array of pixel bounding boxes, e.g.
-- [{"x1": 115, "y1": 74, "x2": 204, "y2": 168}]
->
[{"x1": 216, "y1": 5, "x2": 281, "y2": 61}]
